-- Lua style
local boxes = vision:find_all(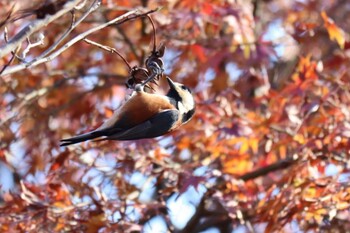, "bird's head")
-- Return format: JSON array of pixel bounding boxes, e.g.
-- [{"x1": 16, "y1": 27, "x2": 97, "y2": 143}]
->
[{"x1": 166, "y1": 77, "x2": 195, "y2": 124}]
